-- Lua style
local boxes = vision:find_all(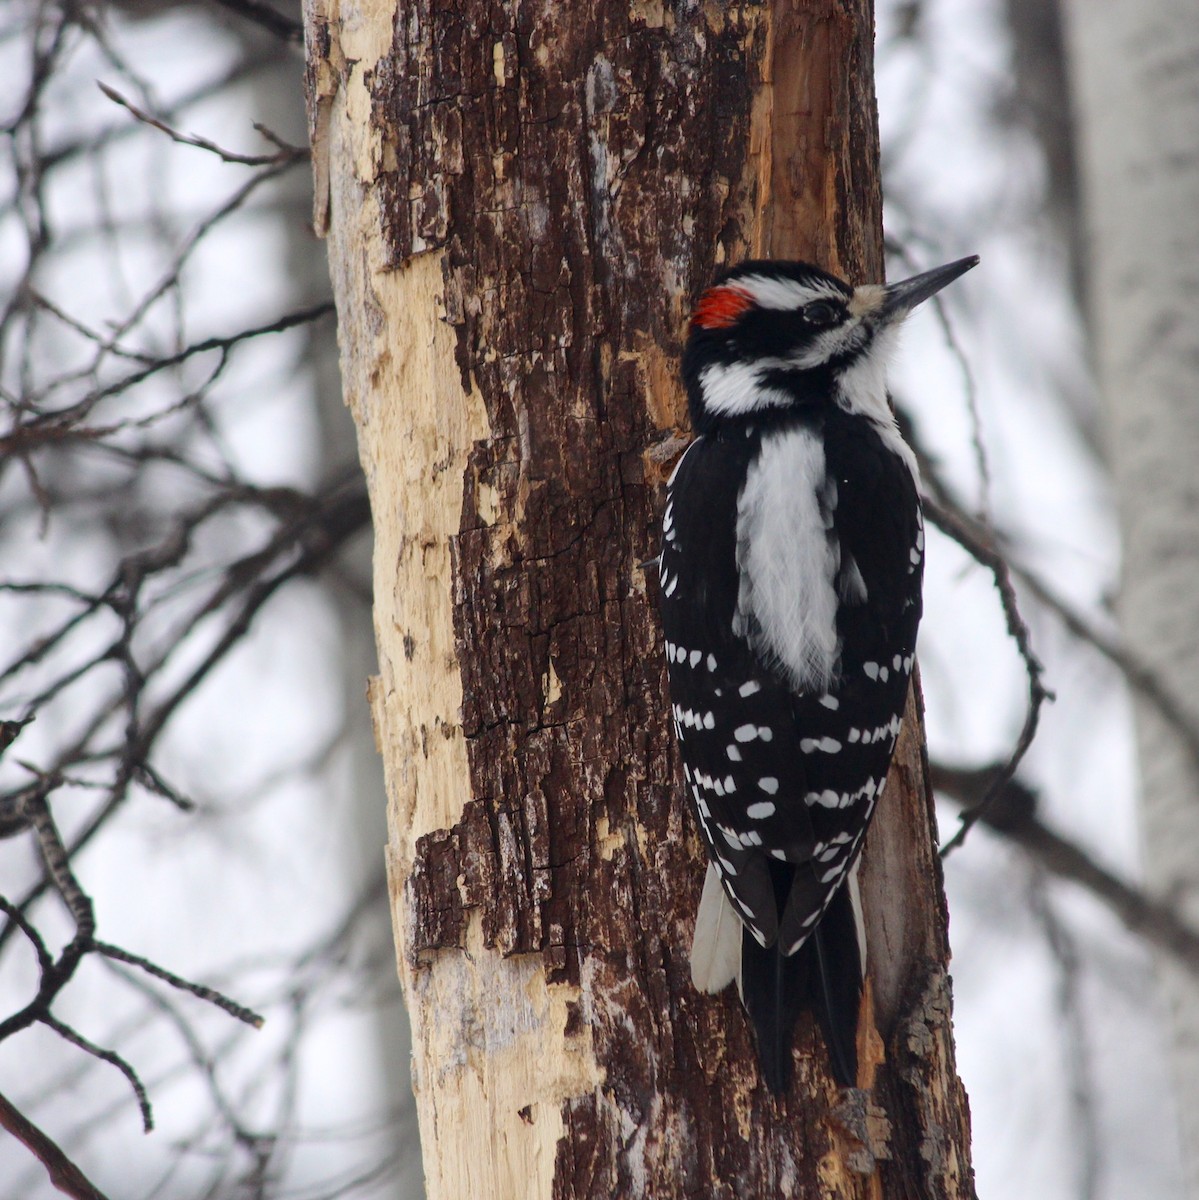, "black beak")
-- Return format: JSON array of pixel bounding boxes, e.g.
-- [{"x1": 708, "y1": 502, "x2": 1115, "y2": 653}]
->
[{"x1": 881, "y1": 255, "x2": 979, "y2": 318}]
